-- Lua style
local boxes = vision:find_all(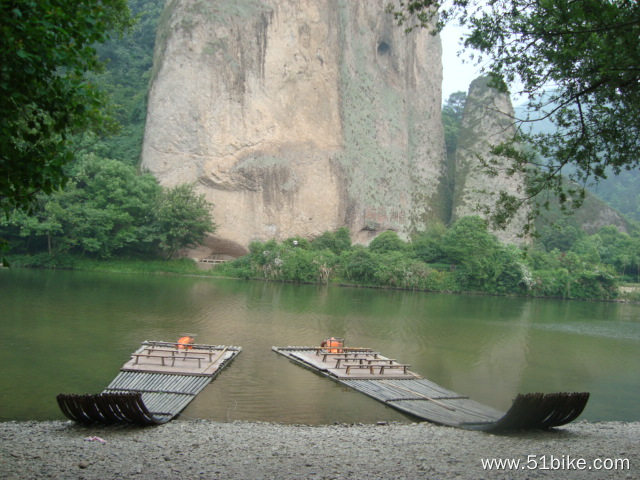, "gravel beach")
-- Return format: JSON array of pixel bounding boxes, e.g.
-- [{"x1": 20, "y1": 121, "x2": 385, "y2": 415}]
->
[{"x1": 0, "y1": 420, "x2": 637, "y2": 479}]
